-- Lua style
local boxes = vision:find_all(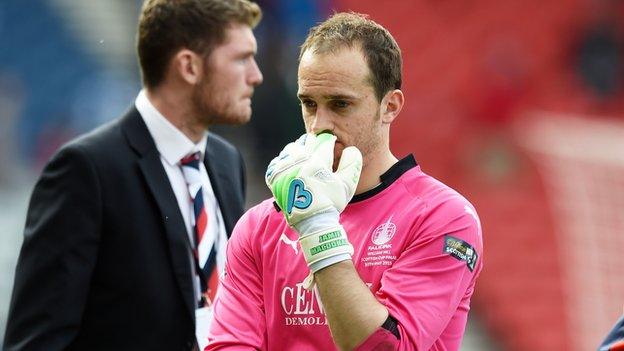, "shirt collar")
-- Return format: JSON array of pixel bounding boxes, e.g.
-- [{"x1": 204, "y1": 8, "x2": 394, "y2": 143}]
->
[{"x1": 135, "y1": 89, "x2": 207, "y2": 166}]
